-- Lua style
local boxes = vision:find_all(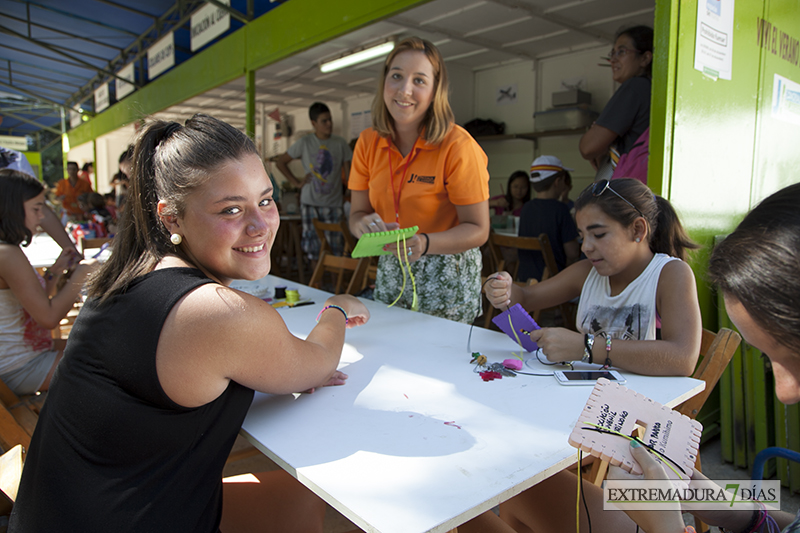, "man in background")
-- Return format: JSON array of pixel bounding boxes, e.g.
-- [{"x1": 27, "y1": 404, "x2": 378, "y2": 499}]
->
[
  {"x1": 276, "y1": 102, "x2": 352, "y2": 260},
  {"x1": 55, "y1": 161, "x2": 93, "y2": 219}
]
